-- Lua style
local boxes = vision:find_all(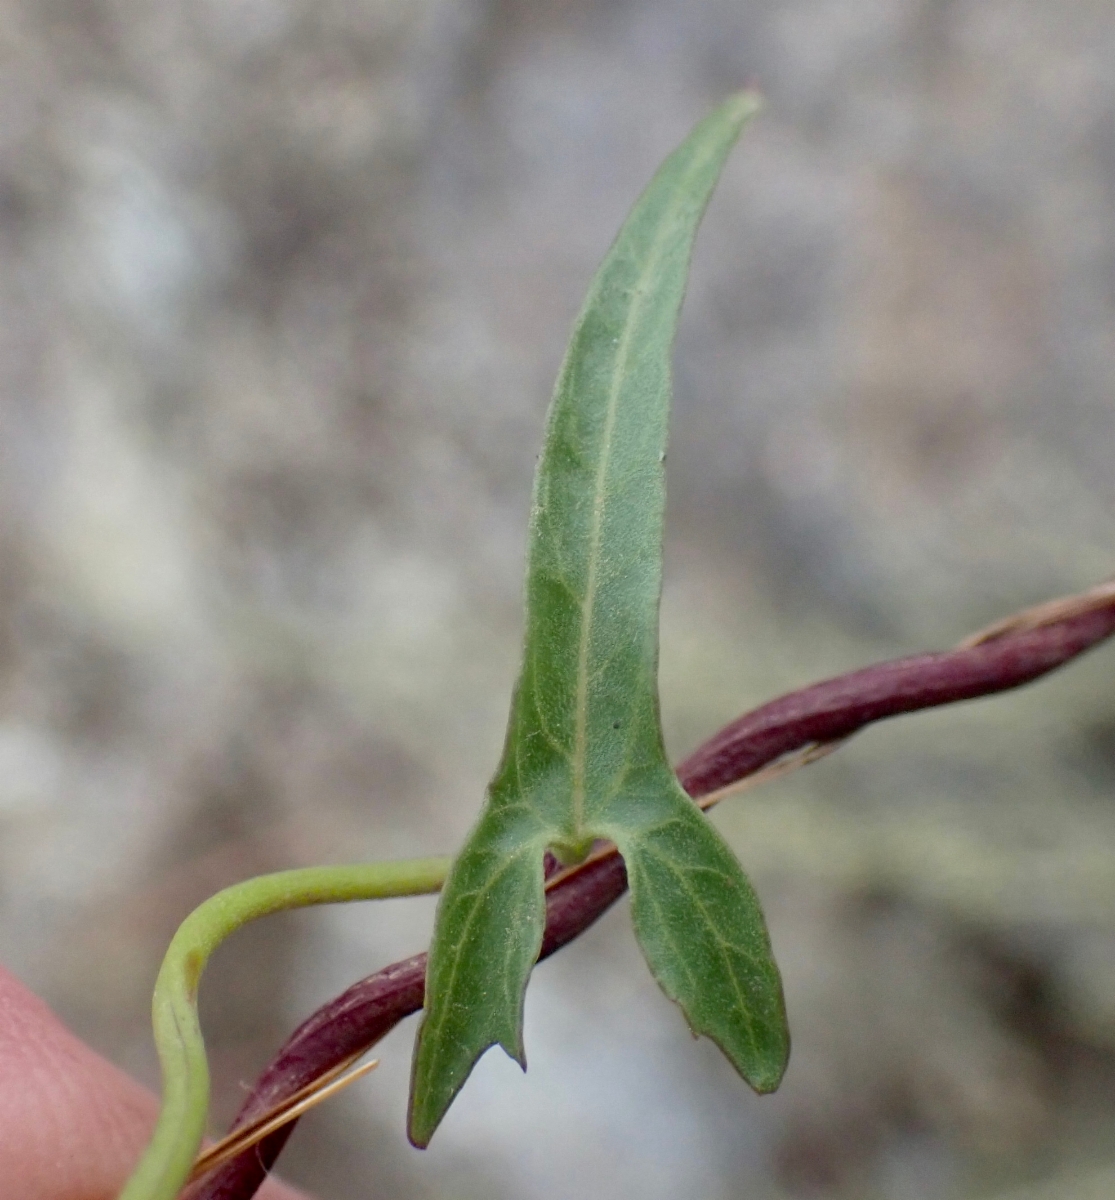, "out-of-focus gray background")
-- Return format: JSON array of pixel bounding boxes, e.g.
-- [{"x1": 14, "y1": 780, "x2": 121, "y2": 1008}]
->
[{"x1": 1, "y1": 1, "x2": 1113, "y2": 1197}]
